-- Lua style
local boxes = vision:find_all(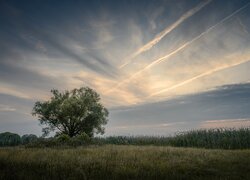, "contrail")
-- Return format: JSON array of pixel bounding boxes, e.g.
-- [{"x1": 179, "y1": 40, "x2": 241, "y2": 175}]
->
[
  {"x1": 120, "y1": 0, "x2": 213, "y2": 68},
  {"x1": 149, "y1": 59, "x2": 250, "y2": 97},
  {"x1": 238, "y1": 18, "x2": 249, "y2": 35},
  {"x1": 107, "y1": 2, "x2": 250, "y2": 93},
  {"x1": 136, "y1": 1, "x2": 250, "y2": 72}
]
